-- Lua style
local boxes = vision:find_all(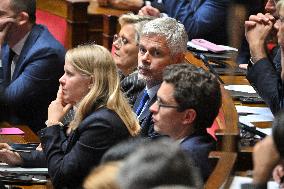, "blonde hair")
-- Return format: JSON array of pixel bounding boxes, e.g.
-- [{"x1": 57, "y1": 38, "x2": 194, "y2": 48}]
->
[
  {"x1": 118, "y1": 13, "x2": 154, "y2": 43},
  {"x1": 83, "y1": 161, "x2": 121, "y2": 189},
  {"x1": 277, "y1": 0, "x2": 284, "y2": 13},
  {"x1": 68, "y1": 44, "x2": 140, "y2": 136}
]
